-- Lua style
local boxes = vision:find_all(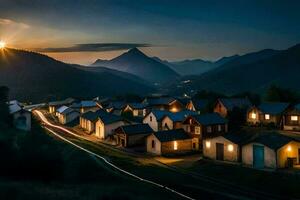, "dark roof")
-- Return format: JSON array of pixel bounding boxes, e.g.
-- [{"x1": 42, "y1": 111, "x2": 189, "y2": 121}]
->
[
  {"x1": 190, "y1": 99, "x2": 209, "y2": 110},
  {"x1": 144, "y1": 97, "x2": 176, "y2": 106},
  {"x1": 127, "y1": 103, "x2": 146, "y2": 109},
  {"x1": 49, "y1": 98, "x2": 75, "y2": 106},
  {"x1": 248, "y1": 133, "x2": 296, "y2": 150},
  {"x1": 294, "y1": 103, "x2": 300, "y2": 111},
  {"x1": 192, "y1": 113, "x2": 227, "y2": 125},
  {"x1": 219, "y1": 98, "x2": 252, "y2": 110},
  {"x1": 99, "y1": 113, "x2": 123, "y2": 124},
  {"x1": 81, "y1": 110, "x2": 108, "y2": 122},
  {"x1": 62, "y1": 107, "x2": 79, "y2": 115},
  {"x1": 107, "y1": 101, "x2": 126, "y2": 110},
  {"x1": 153, "y1": 129, "x2": 191, "y2": 142},
  {"x1": 258, "y1": 102, "x2": 289, "y2": 115},
  {"x1": 223, "y1": 132, "x2": 255, "y2": 145},
  {"x1": 117, "y1": 124, "x2": 153, "y2": 136},
  {"x1": 165, "y1": 110, "x2": 197, "y2": 122},
  {"x1": 148, "y1": 110, "x2": 171, "y2": 121}
]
